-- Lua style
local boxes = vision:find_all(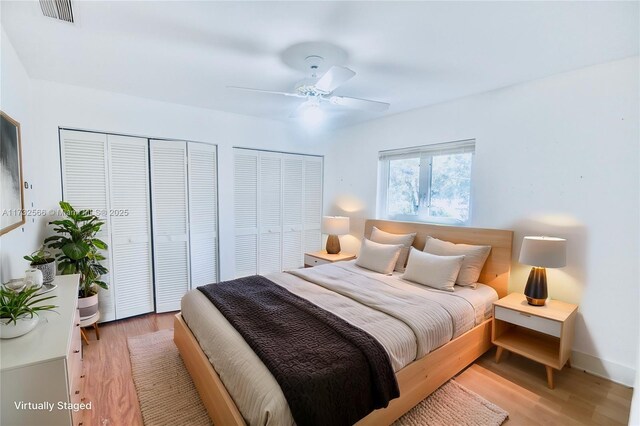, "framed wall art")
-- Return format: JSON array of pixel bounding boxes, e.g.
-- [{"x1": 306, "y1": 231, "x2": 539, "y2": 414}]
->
[{"x1": 1, "y1": 111, "x2": 25, "y2": 235}]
